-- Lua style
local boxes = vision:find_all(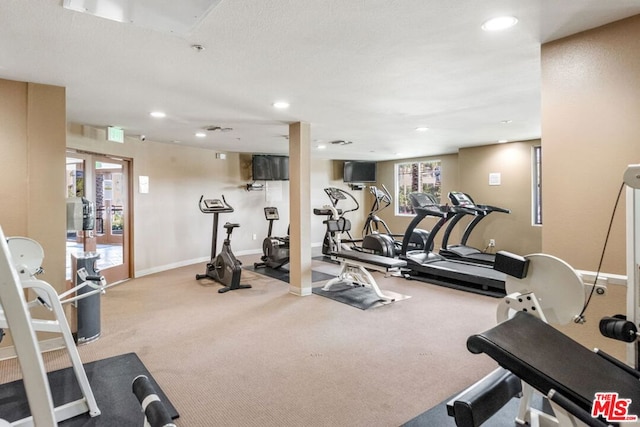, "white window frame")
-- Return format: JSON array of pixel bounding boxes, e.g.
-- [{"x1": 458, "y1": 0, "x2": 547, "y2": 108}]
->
[
  {"x1": 532, "y1": 145, "x2": 542, "y2": 225},
  {"x1": 395, "y1": 160, "x2": 442, "y2": 216}
]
